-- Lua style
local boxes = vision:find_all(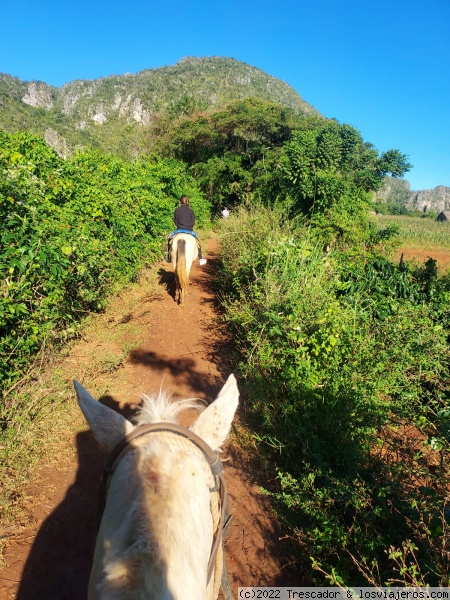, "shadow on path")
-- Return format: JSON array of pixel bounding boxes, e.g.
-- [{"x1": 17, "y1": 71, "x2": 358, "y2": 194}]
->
[
  {"x1": 157, "y1": 268, "x2": 176, "y2": 301},
  {"x1": 128, "y1": 349, "x2": 224, "y2": 401},
  {"x1": 16, "y1": 398, "x2": 130, "y2": 600}
]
